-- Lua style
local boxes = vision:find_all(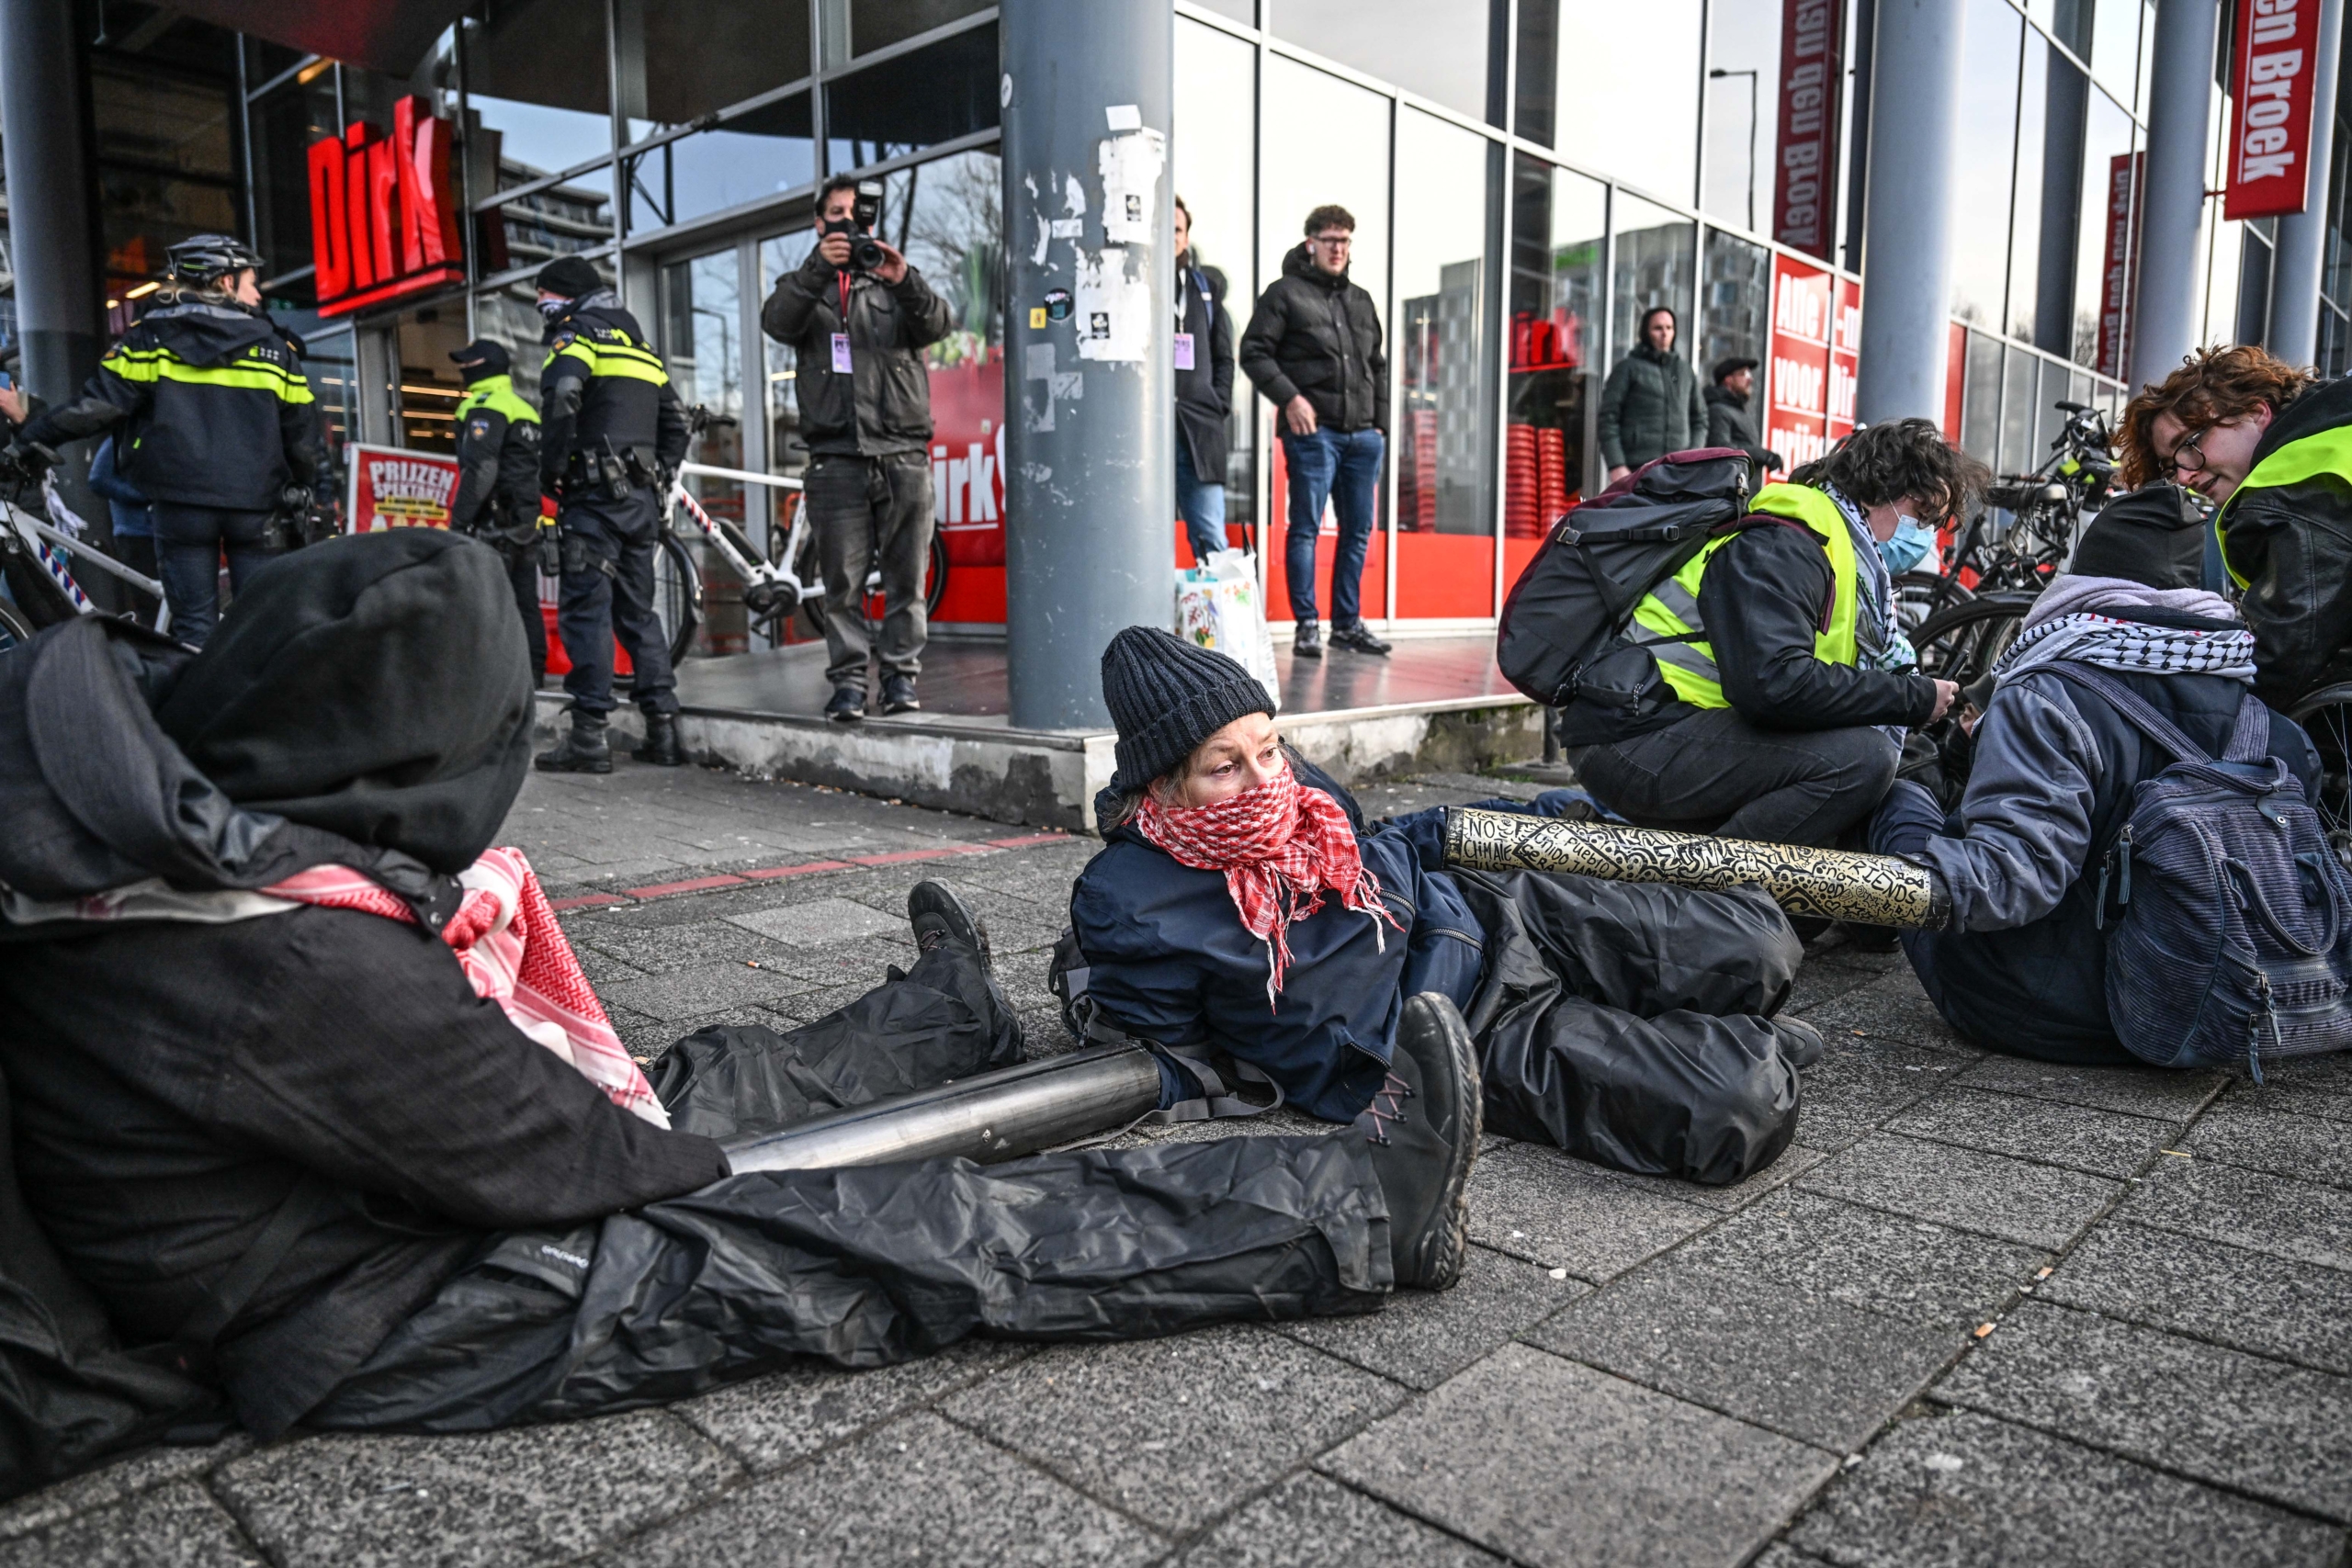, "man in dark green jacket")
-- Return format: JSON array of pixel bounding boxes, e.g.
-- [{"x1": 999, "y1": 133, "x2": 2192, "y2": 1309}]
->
[{"x1": 1600, "y1": 307, "x2": 1707, "y2": 482}]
